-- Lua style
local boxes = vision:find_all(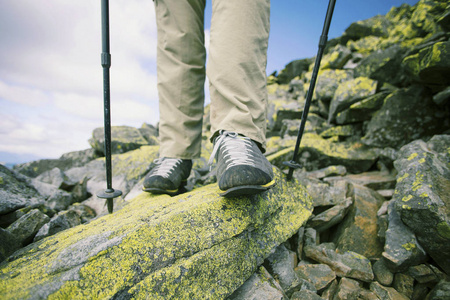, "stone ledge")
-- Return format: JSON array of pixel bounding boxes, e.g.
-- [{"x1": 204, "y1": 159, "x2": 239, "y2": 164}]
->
[{"x1": 0, "y1": 168, "x2": 312, "y2": 300}]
